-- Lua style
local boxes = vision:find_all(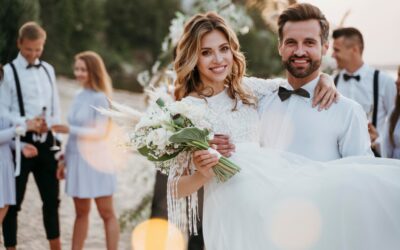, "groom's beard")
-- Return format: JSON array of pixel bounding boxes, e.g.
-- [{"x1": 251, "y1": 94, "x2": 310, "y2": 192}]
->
[{"x1": 282, "y1": 55, "x2": 321, "y2": 78}]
